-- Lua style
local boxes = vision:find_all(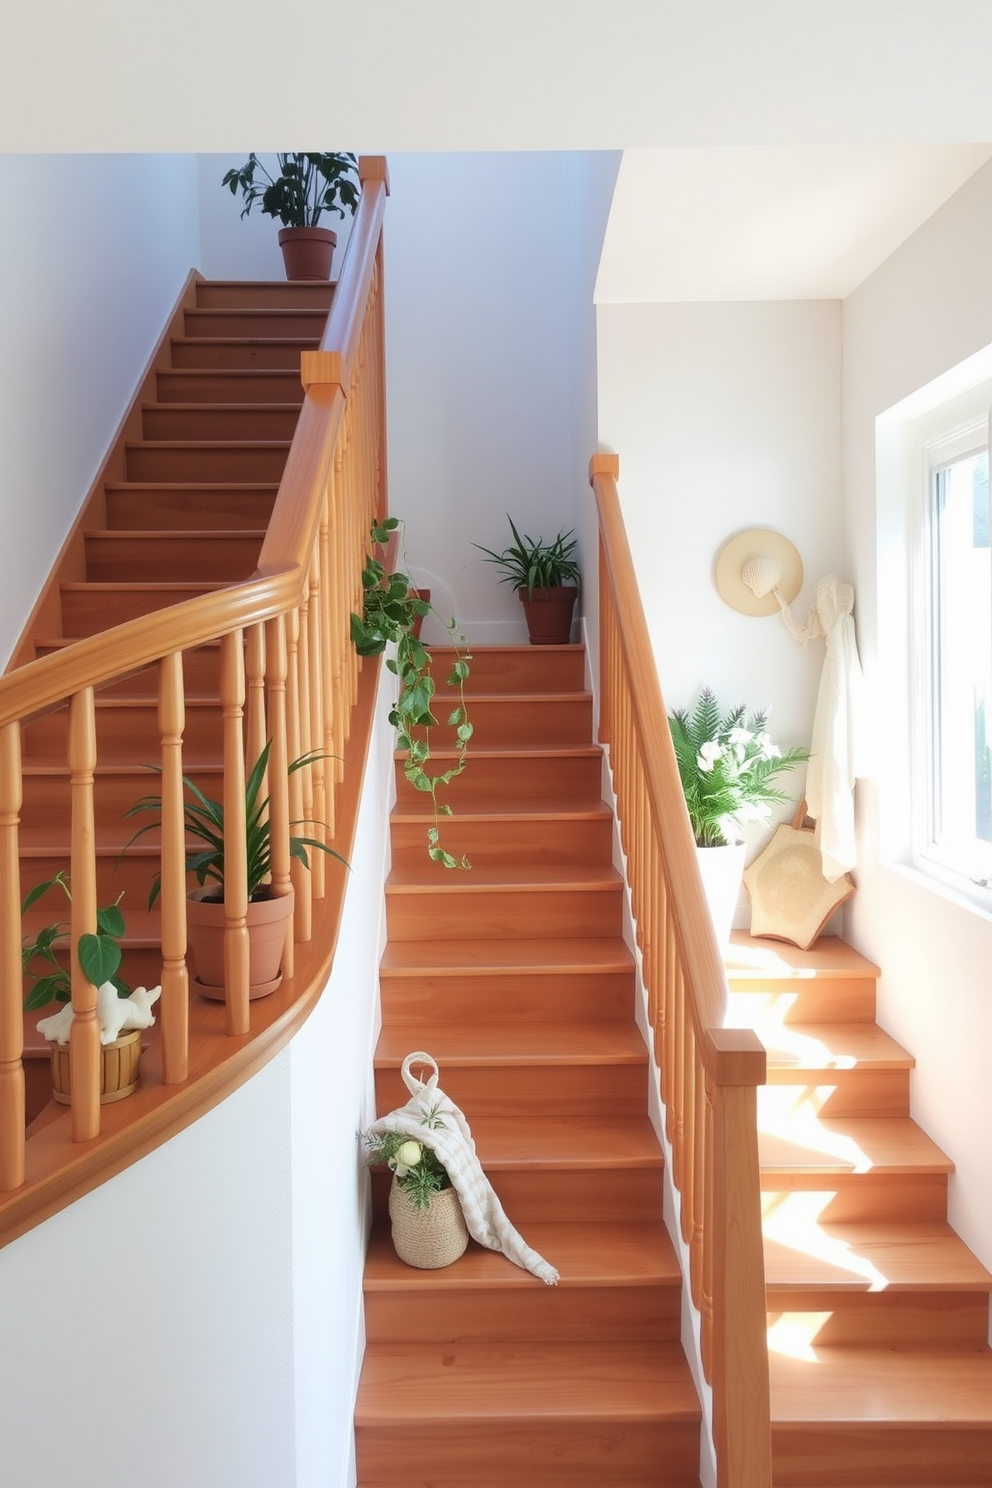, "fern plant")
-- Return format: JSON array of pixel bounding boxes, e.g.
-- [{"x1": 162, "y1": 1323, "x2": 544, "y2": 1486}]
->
[
  {"x1": 668, "y1": 687, "x2": 809, "y2": 847},
  {"x1": 361, "y1": 1128, "x2": 451, "y2": 1210},
  {"x1": 351, "y1": 517, "x2": 473, "y2": 870}
]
